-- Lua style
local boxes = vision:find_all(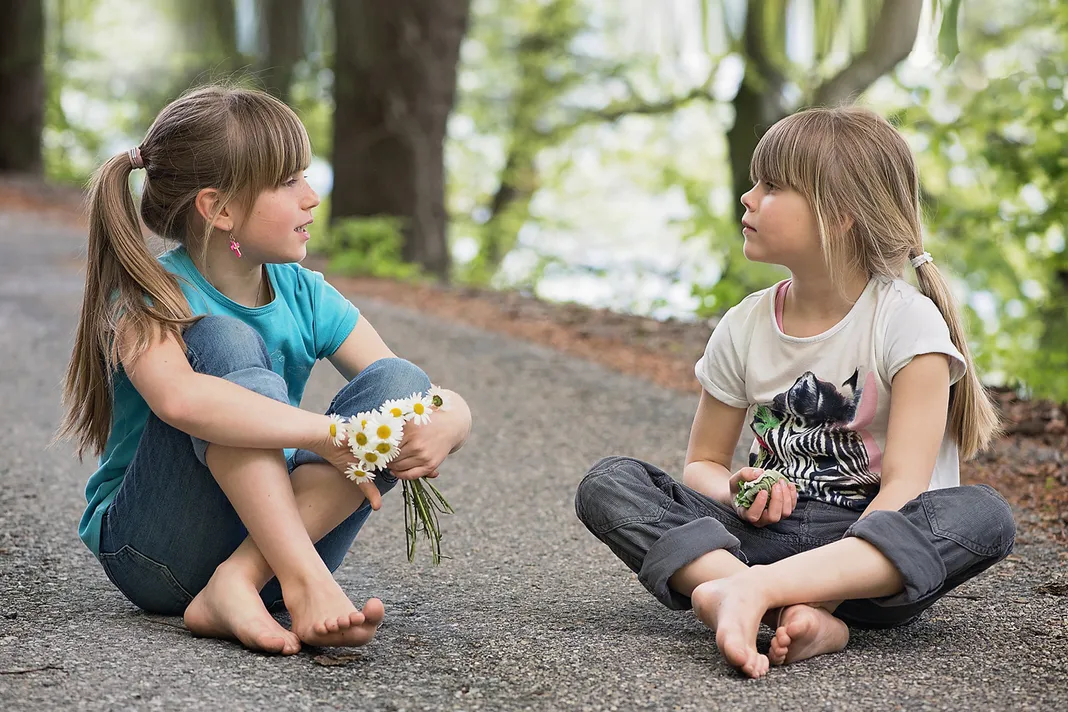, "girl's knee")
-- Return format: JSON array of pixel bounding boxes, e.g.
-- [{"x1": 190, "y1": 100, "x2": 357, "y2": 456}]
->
[
  {"x1": 927, "y1": 484, "x2": 1016, "y2": 561},
  {"x1": 353, "y1": 358, "x2": 431, "y2": 396},
  {"x1": 183, "y1": 315, "x2": 271, "y2": 376},
  {"x1": 575, "y1": 456, "x2": 654, "y2": 531},
  {"x1": 972, "y1": 484, "x2": 1016, "y2": 559}
]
